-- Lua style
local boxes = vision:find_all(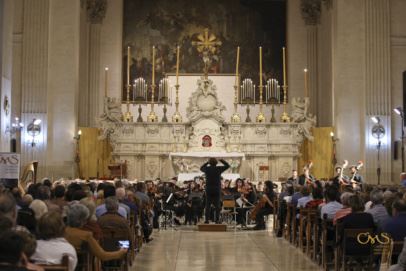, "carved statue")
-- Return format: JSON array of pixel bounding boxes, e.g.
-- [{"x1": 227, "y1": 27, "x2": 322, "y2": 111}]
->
[
  {"x1": 98, "y1": 97, "x2": 122, "y2": 140},
  {"x1": 186, "y1": 77, "x2": 226, "y2": 123},
  {"x1": 291, "y1": 97, "x2": 316, "y2": 141}
]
